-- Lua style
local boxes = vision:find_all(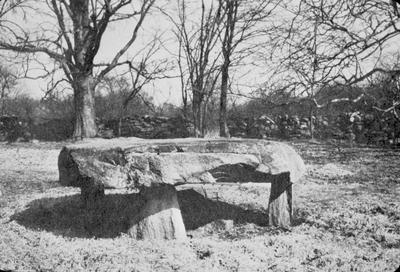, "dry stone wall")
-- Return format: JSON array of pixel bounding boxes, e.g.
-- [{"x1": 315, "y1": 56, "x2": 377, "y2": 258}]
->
[
  {"x1": 228, "y1": 113, "x2": 400, "y2": 145},
  {"x1": 103, "y1": 115, "x2": 193, "y2": 139},
  {"x1": 1, "y1": 113, "x2": 398, "y2": 146}
]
